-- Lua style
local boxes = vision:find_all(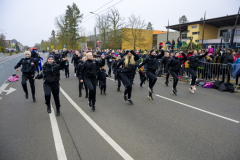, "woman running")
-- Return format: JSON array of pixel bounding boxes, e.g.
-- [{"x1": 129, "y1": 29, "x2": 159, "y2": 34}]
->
[
  {"x1": 165, "y1": 51, "x2": 187, "y2": 95},
  {"x1": 161, "y1": 51, "x2": 170, "y2": 86},
  {"x1": 138, "y1": 49, "x2": 164, "y2": 100},
  {"x1": 80, "y1": 52, "x2": 105, "y2": 112},
  {"x1": 71, "y1": 51, "x2": 81, "y2": 76},
  {"x1": 188, "y1": 49, "x2": 208, "y2": 93},
  {"x1": 14, "y1": 51, "x2": 38, "y2": 102},
  {"x1": 34, "y1": 55, "x2": 67, "y2": 116},
  {"x1": 114, "y1": 50, "x2": 139, "y2": 105}
]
